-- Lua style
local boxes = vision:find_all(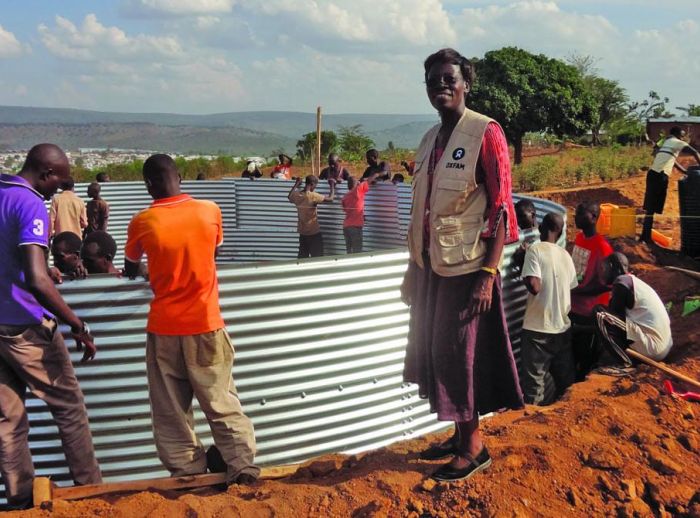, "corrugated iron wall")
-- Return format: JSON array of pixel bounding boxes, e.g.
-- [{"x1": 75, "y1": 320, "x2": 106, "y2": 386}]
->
[{"x1": 10, "y1": 180, "x2": 567, "y2": 501}]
